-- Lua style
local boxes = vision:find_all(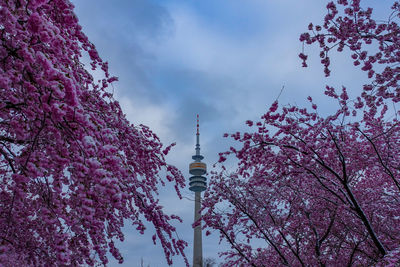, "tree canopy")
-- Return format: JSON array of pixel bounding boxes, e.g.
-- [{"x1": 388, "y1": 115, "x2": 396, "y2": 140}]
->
[
  {"x1": 0, "y1": 0, "x2": 187, "y2": 265},
  {"x1": 203, "y1": 1, "x2": 400, "y2": 266}
]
